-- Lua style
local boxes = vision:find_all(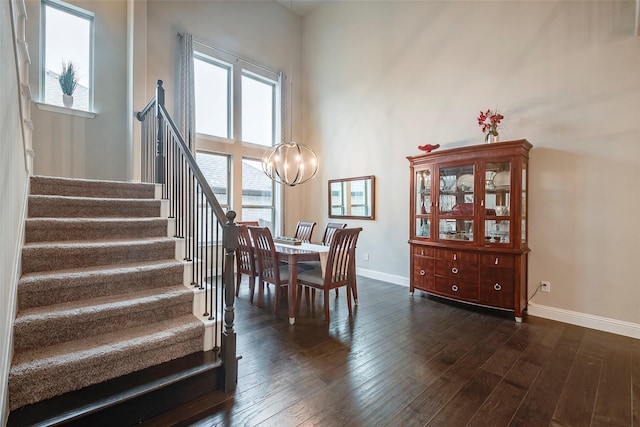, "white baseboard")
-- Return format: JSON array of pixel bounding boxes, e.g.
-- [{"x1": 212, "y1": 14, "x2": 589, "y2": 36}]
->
[
  {"x1": 355, "y1": 269, "x2": 640, "y2": 340},
  {"x1": 528, "y1": 302, "x2": 640, "y2": 340},
  {"x1": 356, "y1": 267, "x2": 409, "y2": 287}
]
